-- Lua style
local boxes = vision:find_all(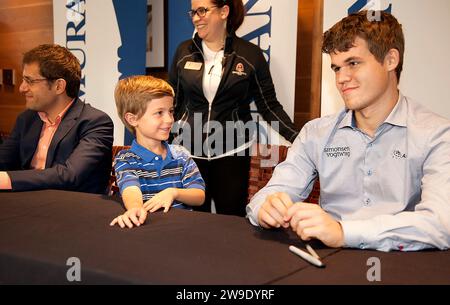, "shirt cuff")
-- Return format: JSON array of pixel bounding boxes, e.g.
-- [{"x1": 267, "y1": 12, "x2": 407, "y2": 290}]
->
[
  {"x1": 340, "y1": 220, "x2": 374, "y2": 250},
  {"x1": 185, "y1": 183, "x2": 205, "y2": 191},
  {"x1": 119, "y1": 181, "x2": 141, "y2": 194},
  {"x1": 0, "y1": 172, "x2": 12, "y2": 190},
  {"x1": 245, "y1": 202, "x2": 261, "y2": 227}
]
